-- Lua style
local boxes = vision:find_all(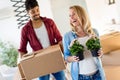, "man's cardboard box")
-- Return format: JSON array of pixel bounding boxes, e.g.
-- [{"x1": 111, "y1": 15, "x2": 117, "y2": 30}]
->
[
  {"x1": 100, "y1": 31, "x2": 120, "y2": 54},
  {"x1": 14, "y1": 67, "x2": 26, "y2": 80},
  {"x1": 18, "y1": 45, "x2": 66, "y2": 80}
]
